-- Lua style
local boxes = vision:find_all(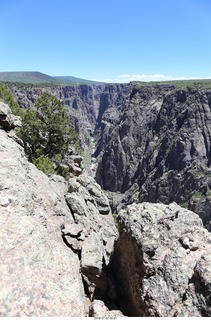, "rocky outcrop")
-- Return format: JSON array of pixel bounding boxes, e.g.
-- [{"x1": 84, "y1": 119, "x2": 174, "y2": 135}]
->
[
  {"x1": 60, "y1": 149, "x2": 84, "y2": 177},
  {"x1": 2, "y1": 84, "x2": 211, "y2": 316},
  {"x1": 111, "y1": 202, "x2": 211, "y2": 317},
  {"x1": 3, "y1": 112, "x2": 211, "y2": 317},
  {"x1": 0, "y1": 105, "x2": 118, "y2": 316},
  {"x1": 65, "y1": 174, "x2": 117, "y2": 300},
  {"x1": 0, "y1": 101, "x2": 21, "y2": 129},
  {"x1": 0, "y1": 129, "x2": 86, "y2": 316}
]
